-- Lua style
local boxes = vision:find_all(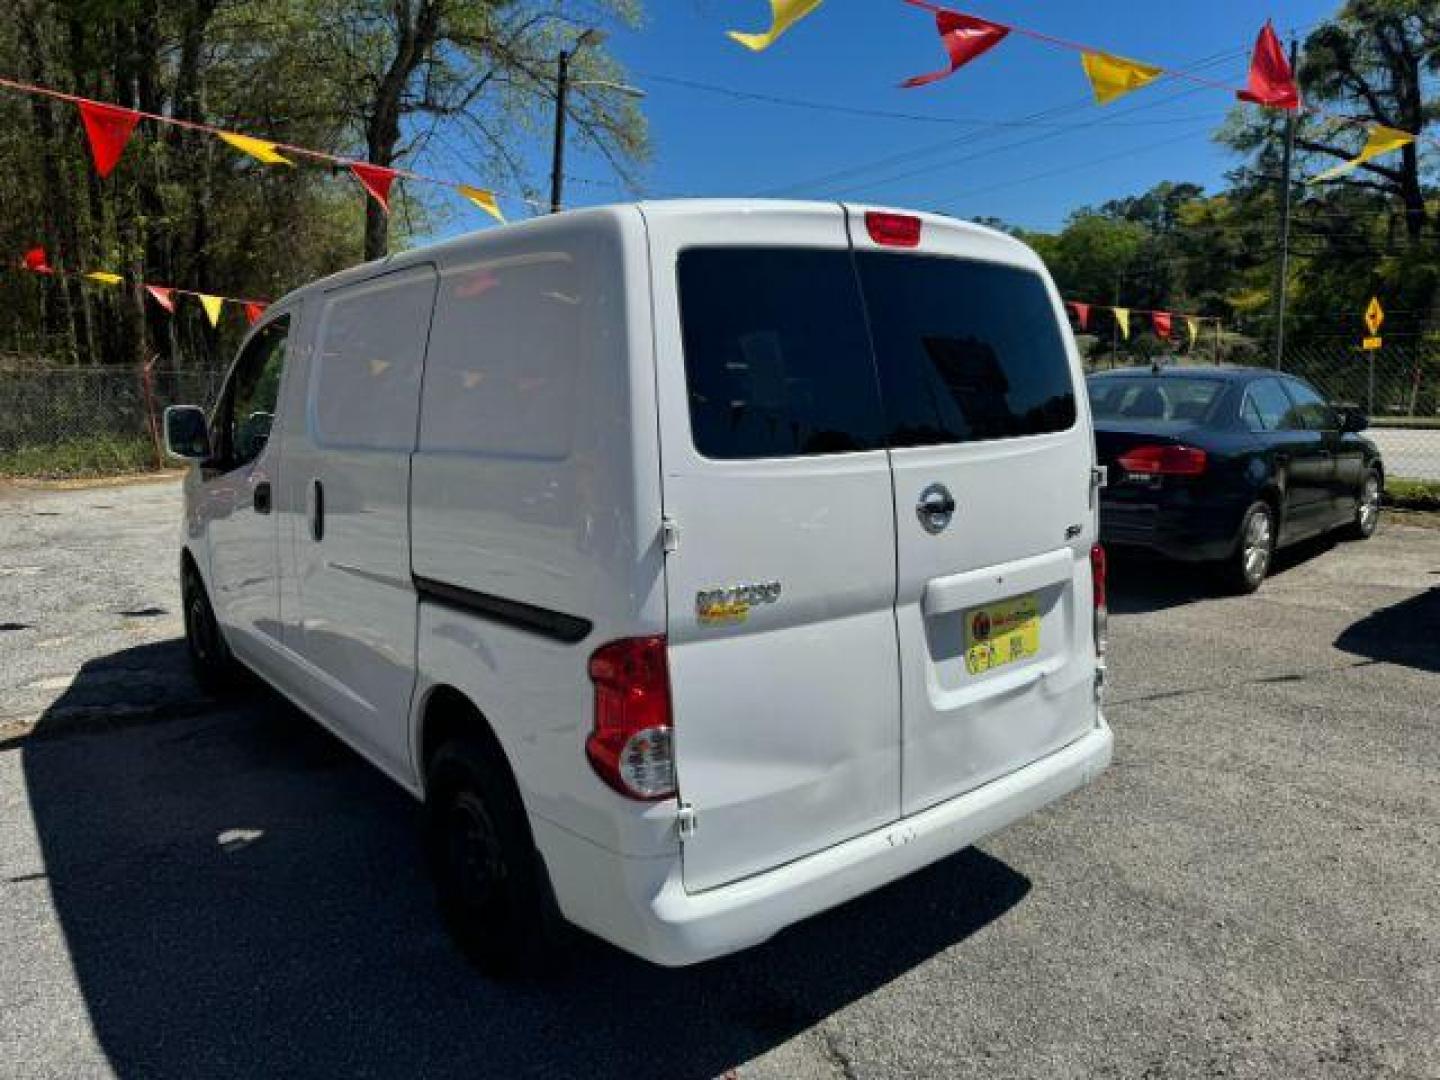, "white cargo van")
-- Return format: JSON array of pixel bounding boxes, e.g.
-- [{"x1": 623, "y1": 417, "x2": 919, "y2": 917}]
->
[{"x1": 164, "y1": 200, "x2": 1112, "y2": 972}]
